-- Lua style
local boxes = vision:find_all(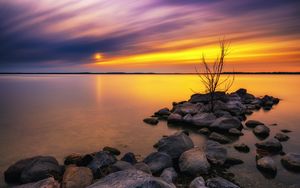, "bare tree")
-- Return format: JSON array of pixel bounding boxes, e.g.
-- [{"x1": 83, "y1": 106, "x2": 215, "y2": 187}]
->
[{"x1": 195, "y1": 39, "x2": 235, "y2": 112}]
